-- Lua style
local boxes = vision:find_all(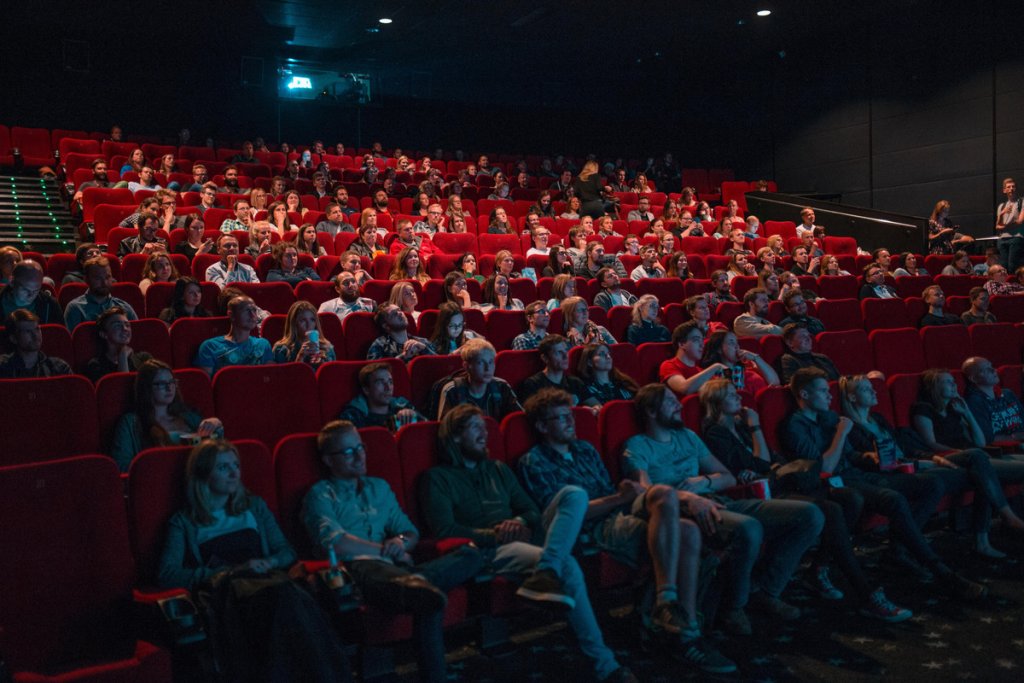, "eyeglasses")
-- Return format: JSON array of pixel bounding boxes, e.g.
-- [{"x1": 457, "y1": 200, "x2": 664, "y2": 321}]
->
[{"x1": 325, "y1": 443, "x2": 366, "y2": 459}]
